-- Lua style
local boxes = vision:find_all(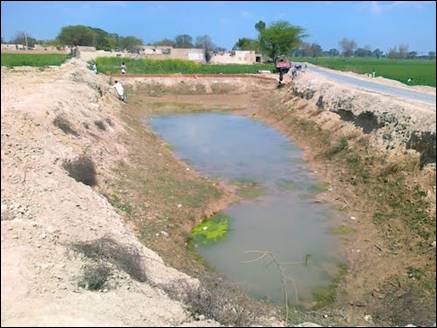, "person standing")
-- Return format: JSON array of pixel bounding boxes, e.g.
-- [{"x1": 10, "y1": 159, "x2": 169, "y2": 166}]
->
[
  {"x1": 112, "y1": 80, "x2": 126, "y2": 102},
  {"x1": 120, "y1": 62, "x2": 127, "y2": 75}
]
